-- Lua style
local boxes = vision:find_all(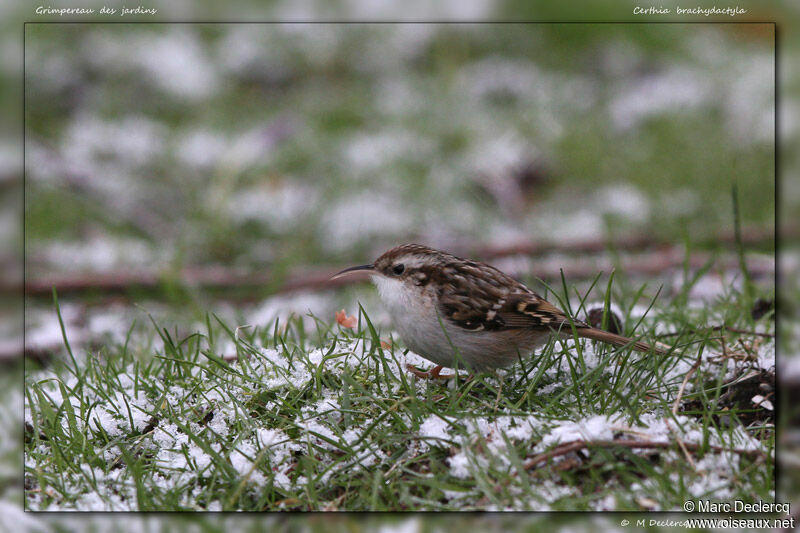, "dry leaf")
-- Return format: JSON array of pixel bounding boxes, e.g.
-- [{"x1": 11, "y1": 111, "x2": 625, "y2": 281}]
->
[
  {"x1": 637, "y1": 496, "x2": 658, "y2": 509},
  {"x1": 335, "y1": 309, "x2": 357, "y2": 329}
]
